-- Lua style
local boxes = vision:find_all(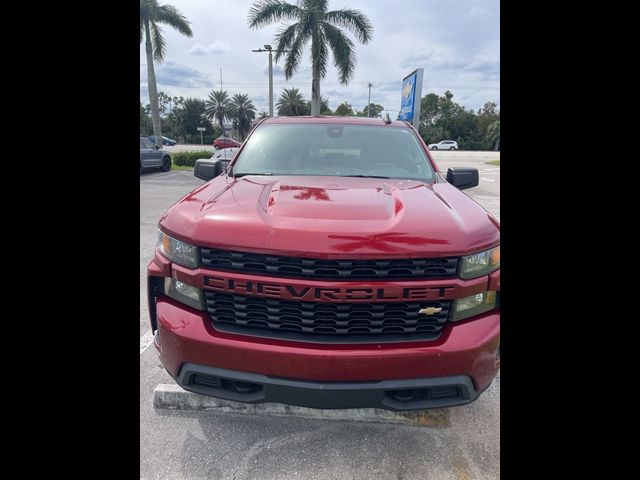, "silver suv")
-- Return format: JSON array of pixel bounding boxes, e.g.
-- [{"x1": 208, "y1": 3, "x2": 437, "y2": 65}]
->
[{"x1": 140, "y1": 137, "x2": 172, "y2": 172}]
